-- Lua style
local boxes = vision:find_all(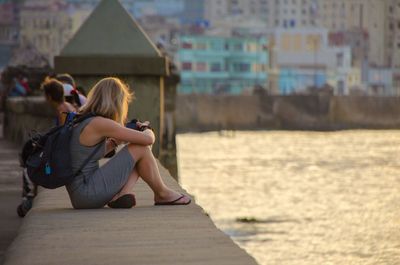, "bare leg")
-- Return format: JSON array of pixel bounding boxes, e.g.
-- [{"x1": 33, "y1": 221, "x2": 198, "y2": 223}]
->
[
  {"x1": 111, "y1": 168, "x2": 139, "y2": 201},
  {"x1": 125, "y1": 144, "x2": 190, "y2": 204}
]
